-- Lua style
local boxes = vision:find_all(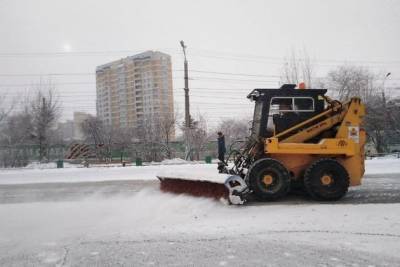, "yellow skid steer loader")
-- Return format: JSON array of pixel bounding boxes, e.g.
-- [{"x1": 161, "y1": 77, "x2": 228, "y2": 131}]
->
[{"x1": 158, "y1": 84, "x2": 366, "y2": 204}]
